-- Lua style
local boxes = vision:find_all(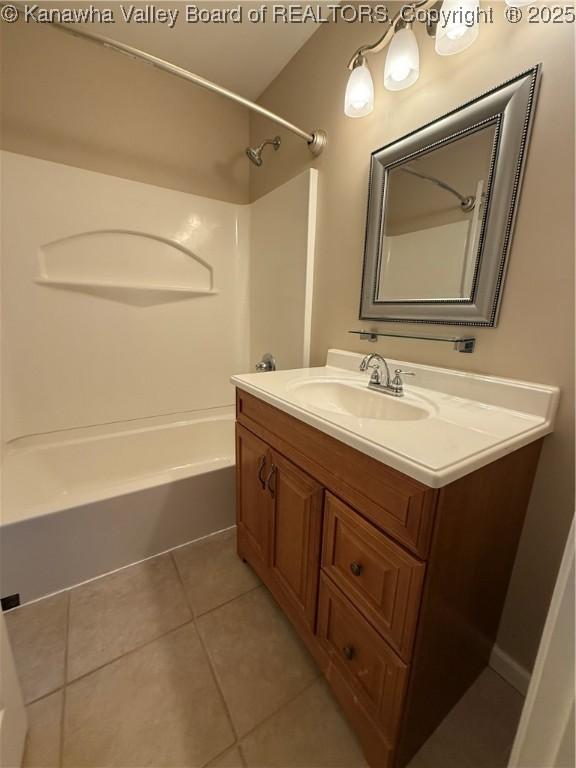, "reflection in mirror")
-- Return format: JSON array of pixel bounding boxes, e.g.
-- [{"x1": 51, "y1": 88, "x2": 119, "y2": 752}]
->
[{"x1": 377, "y1": 124, "x2": 497, "y2": 302}]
